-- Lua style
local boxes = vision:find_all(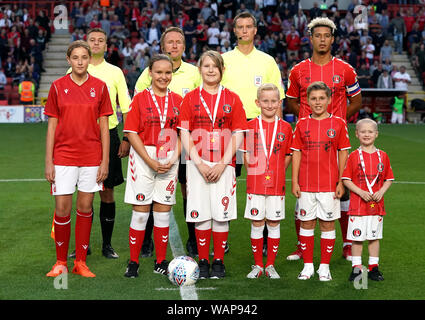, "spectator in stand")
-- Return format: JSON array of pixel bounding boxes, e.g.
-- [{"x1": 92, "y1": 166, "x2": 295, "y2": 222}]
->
[
  {"x1": 357, "y1": 63, "x2": 371, "y2": 88},
  {"x1": 287, "y1": 0, "x2": 299, "y2": 16},
  {"x1": 293, "y1": 9, "x2": 307, "y2": 34},
  {"x1": 219, "y1": 25, "x2": 231, "y2": 47},
  {"x1": 269, "y1": 12, "x2": 283, "y2": 35},
  {"x1": 126, "y1": 63, "x2": 139, "y2": 96},
  {"x1": 362, "y1": 37, "x2": 375, "y2": 61},
  {"x1": 122, "y1": 41, "x2": 134, "y2": 70},
  {"x1": 196, "y1": 17, "x2": 208, "y2": 47},
  {"x1": 89, "y1": 15, "x2": 102, "y2": 30},
  {"x1": 100, "y1": 13, "x2": 111, "y2": 36},
  {"x1": 7, "y1": 26, "x2": 21, "y2": 49},
  {"x1": 403, "y1": 7, "x2": 416, "y2": 35},
  {"x1": 389, "y1": 12, "x2": 406, "y2": 54},
  {"x1": 358, "y1": 50, "x2": 371, "y2": 69},
  {"x1": 412, "y1": 43, "x2": 425, "y2": 76},
  {"x1": 286, "y1": 26, "x2": 301, "y2": 60},
  {"x1": 4, "y1": 56, "x2": 16, "y2": 79},
  {"x1": 309, "y1": 2, "x2": 322, "y2": 19},
  {"x1": 379, "y1": 9, "x2": 391, "y2": 37},
  {"x1": 380, "y1": 39, "x2": 393, "y2": 63},
  {"x1": 184, "y1": 19, "x2": 197, "y2": 48},
  {"x1": 393, "y1": 65, "x2": 411, "y2": 91},
  {"x1": 207, "y1": 21, "x2": 220, "y2": 47},
  {"x1": 382, "y1": 57, "x2": 392, "y2": 72},
  {"x1": 408, "y1": 23, "x2": 422, "y2": 56},
  {"x1": 377, "y1": 69, "x2": 393, "y2": 89},
  {"x1": 0, "y1": 68, "x2": 6, "y2": 94},
  {"x1": 147, "y1": 20, "x2": 161, "y2": 45},
  {"x1": 348, "y1": 28, "x2": 361, "y2": 55},
  {"x1": 175, "y1": 11, "x2": 189, "y2": 28},
  {"x1": 71, "y1": 2, "x2": 86, "y2": 29},
  {"x1": 36, "y1": 29, "x2": 47, "y2": 51},
  {"x1": 110, "y1": 14, "x2": 124, "y2": 37},
  {"x1": 371, "y1": 63, "x2": 384, "y2": 87}
]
